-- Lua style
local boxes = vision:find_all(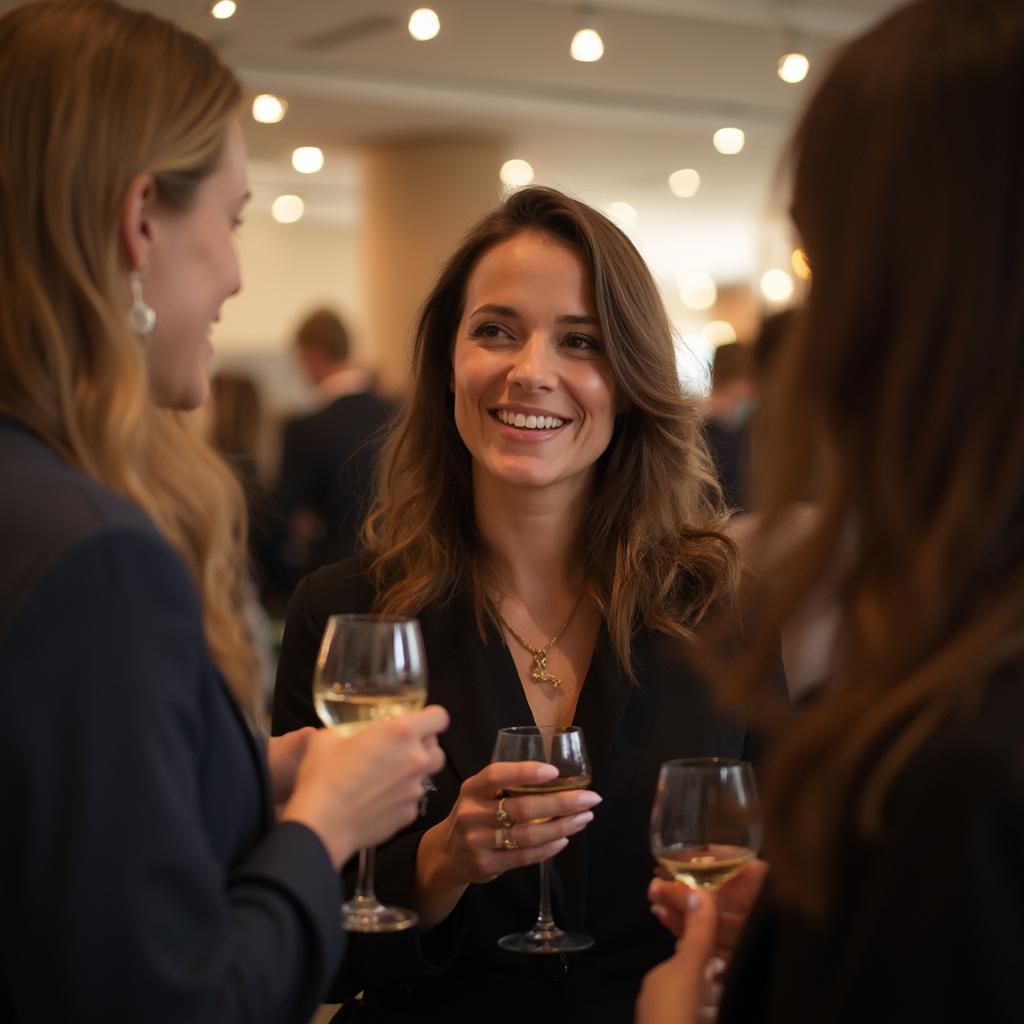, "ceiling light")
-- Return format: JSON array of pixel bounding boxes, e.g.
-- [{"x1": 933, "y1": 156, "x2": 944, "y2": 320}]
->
[
  {"x1": 499, "y1": 159, "x2": 534, "y2": 187},
  {"x1": 252, "y1": 94, "x2": 287, "y2": 125},
  {"x1": 678, "y1": 272, "x2": 717, "y2": 311},
  {"x1": 408, "y1": 8, "x2": 440, "y2": 41},
  {"x1": 713, "y1": 127, "x2": 745, "y2": 155},
  {"x1": 210, "y1": 0, "x2": 236, "y2": 19},
  {"x1": 761, "y1": 268, "x2": 795, "y2": 303},
  {"x1": 607, "y1": 202, "x2": 637, "y2": 228},
  {"x1": 777, "y1": 52, "x2": 810, "y2": 84},
  {"x1": 668, "y1": 168, "x2": 700, "y2": 199},
  {"x1": 292, "y1": 146, "x2": 324, "y2": 174},
  {"x1": 791, "y1": 247, "x2": 812, "y2": 280},
  {"x1": 571, "y1": 27, "x2": 604, "y2": 62},
  {"x1": 271, "y1": 195, "x2": 304, "y2": 224},
  {"x1": 704, "y1": 320, "x2": 737, "y2": 346}
]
